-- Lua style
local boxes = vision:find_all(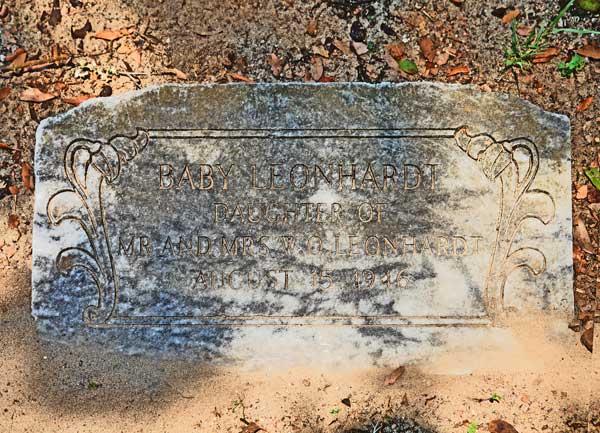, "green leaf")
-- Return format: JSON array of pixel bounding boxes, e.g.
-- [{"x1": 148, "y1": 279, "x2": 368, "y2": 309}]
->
[
  {"x1": 329, "y1": 407, "x2": 340, "y2": 415},
  {"x1": 489, "y1": 393, "x2": 502, "y2": 402},
  {"x1": 398, "y1": 59, "x2": 418, "y2": 75},
  {"x1": 558, "y1": 54, "x2": 586, "y2": 77},
  {"x1": 467, "y1": 422, "x2": 479, "y2": 433},
  {"x1": 578, "y1": 0, "x2": 600, "y2": 12},
  {"x1": 585, "y1": 168, "x2": 600, "y2": 191}
]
